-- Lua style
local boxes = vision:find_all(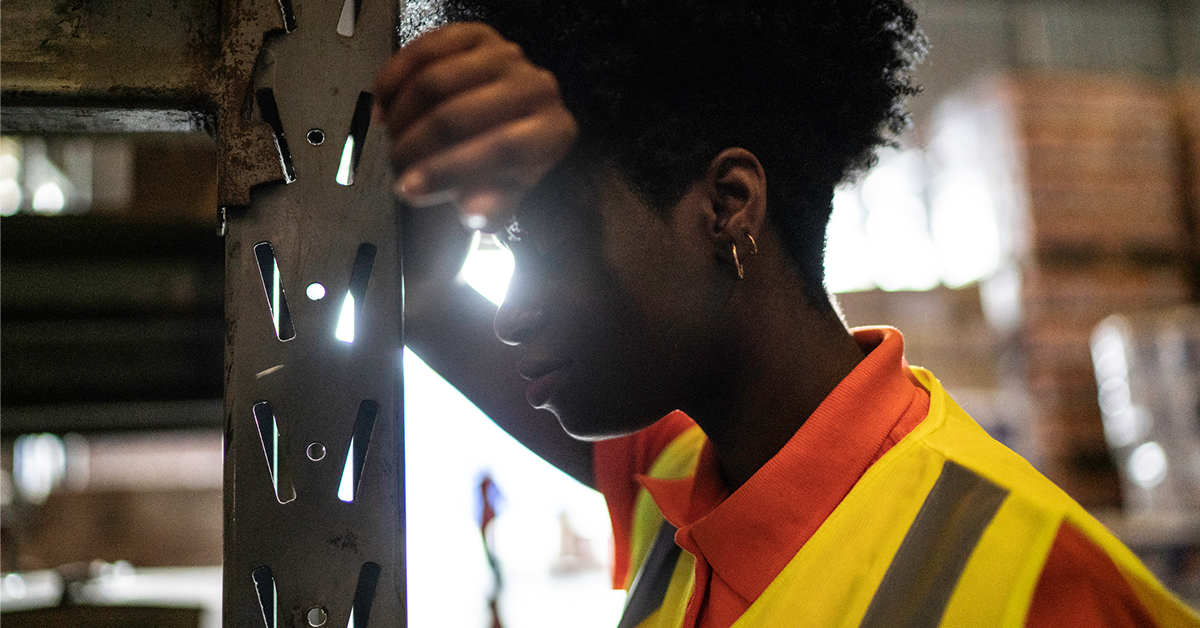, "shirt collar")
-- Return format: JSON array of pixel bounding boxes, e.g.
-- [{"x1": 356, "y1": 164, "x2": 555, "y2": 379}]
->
[{"x1": 637, "y1": 326, "x2": 930, "y2": 603}]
